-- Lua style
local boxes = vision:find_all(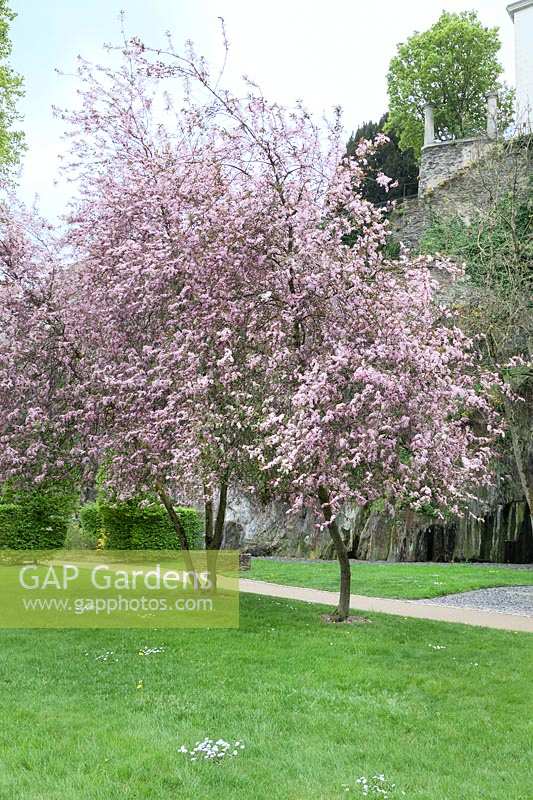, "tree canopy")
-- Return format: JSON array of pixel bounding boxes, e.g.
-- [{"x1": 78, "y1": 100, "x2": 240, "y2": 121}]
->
[
  {"x1": 0, "y1": 34, "x2": 504, "y2": 618},
  {"x1": 0, "y1": 0, "x2": 23, "y2": 170},
  {"x1": 386, "y1": 10, "x2": 513, "y2": 158}
]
